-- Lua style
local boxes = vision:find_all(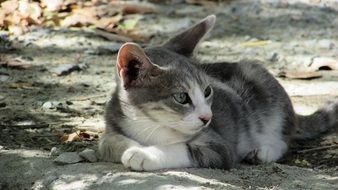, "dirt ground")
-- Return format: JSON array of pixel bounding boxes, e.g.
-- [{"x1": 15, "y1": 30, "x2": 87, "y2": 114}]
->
[{"x1": 1, "y1": 0, "x2": 338, "y2": 189}]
